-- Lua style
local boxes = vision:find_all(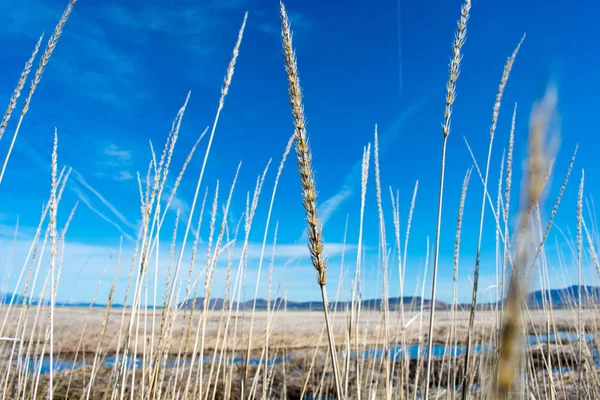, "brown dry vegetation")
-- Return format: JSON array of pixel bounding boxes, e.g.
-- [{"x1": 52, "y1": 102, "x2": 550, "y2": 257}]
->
[{"x1": 1, "y1": 308, "x2": 596, "y2": 356}]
